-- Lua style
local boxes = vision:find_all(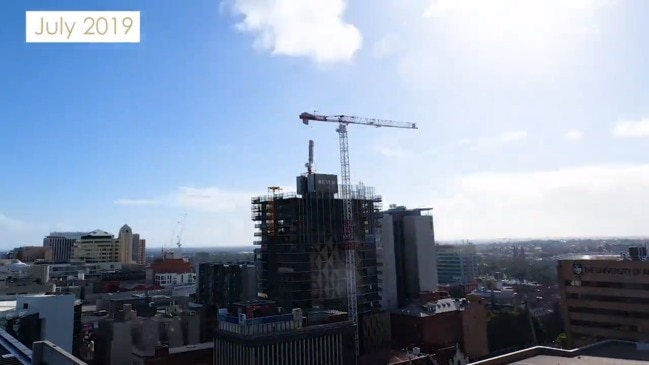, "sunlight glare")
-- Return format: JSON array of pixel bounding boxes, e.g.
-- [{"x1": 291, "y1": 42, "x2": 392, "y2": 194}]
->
[{"x1": 425, "y1": 0, "x2": 605, "y2": 50}]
